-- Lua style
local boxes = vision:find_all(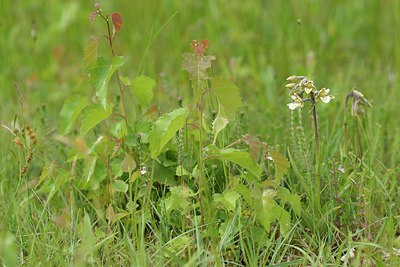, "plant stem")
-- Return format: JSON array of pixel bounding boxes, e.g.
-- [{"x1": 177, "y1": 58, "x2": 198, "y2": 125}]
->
[
  {"x1": 198, "y1": 86, "x2": 206, "y2": 224},
  {"x1": 311, "y1": 93, "x2": 320, "y2": 162},
  {"x1": 343, "y1": 95, "x2": 350, "y2": 156},
  {"x1": 310, "y1": 92, "x2": 321, "y2": 207},
  {"x1": 356, "y1": 117, "x2": 363, "y2": 164},
  {"x1": 103, "y1": 15, "x2": 129, "y2": 129}
]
